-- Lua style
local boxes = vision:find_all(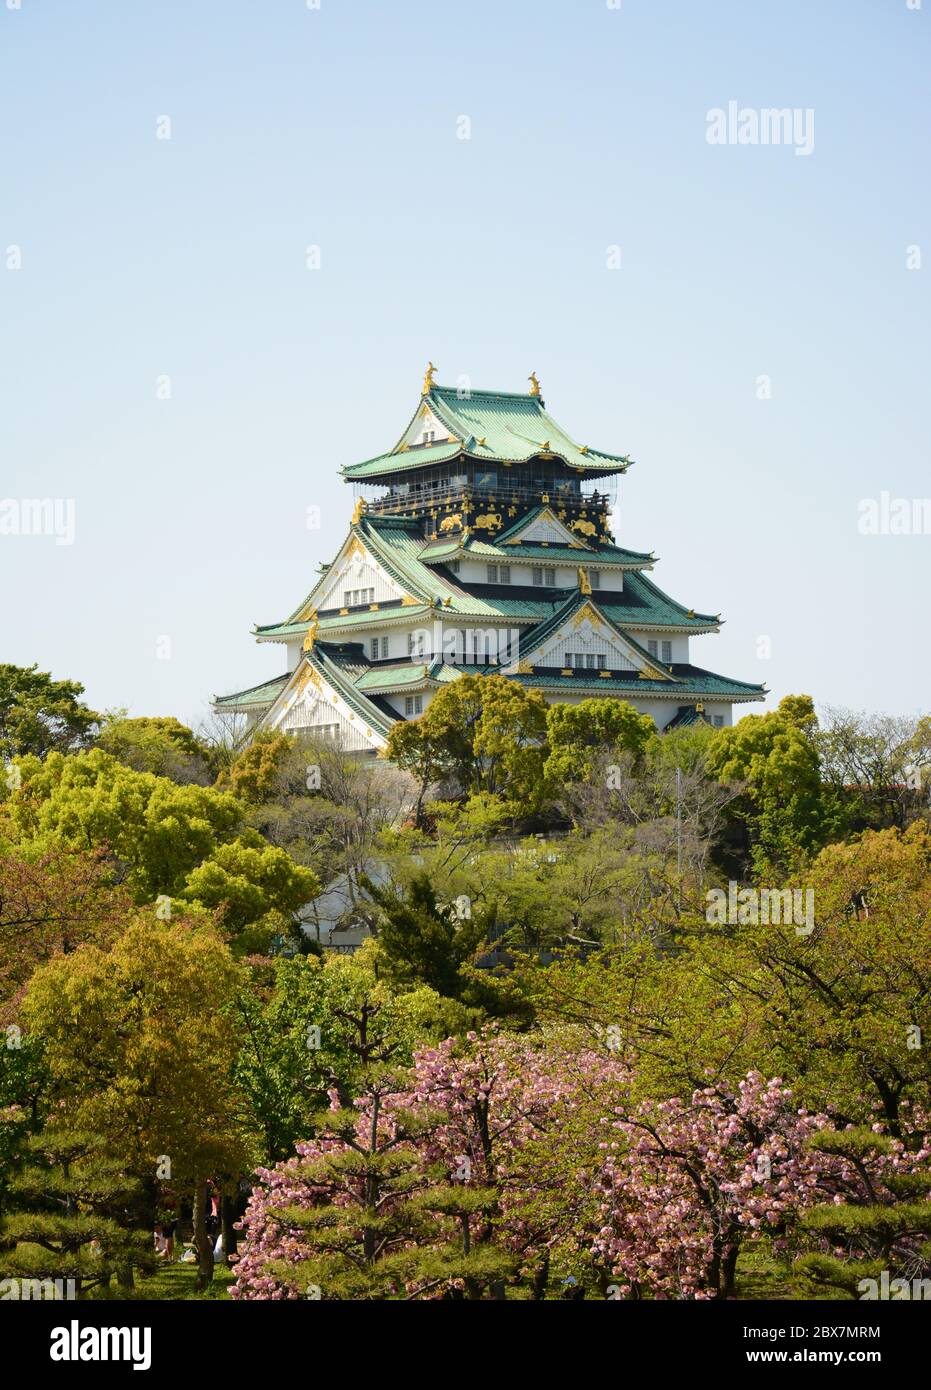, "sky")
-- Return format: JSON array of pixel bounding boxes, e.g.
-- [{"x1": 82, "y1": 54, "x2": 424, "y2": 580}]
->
[{"x1": 1, "y1": 0, "x2": 928, "y2": 730}]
